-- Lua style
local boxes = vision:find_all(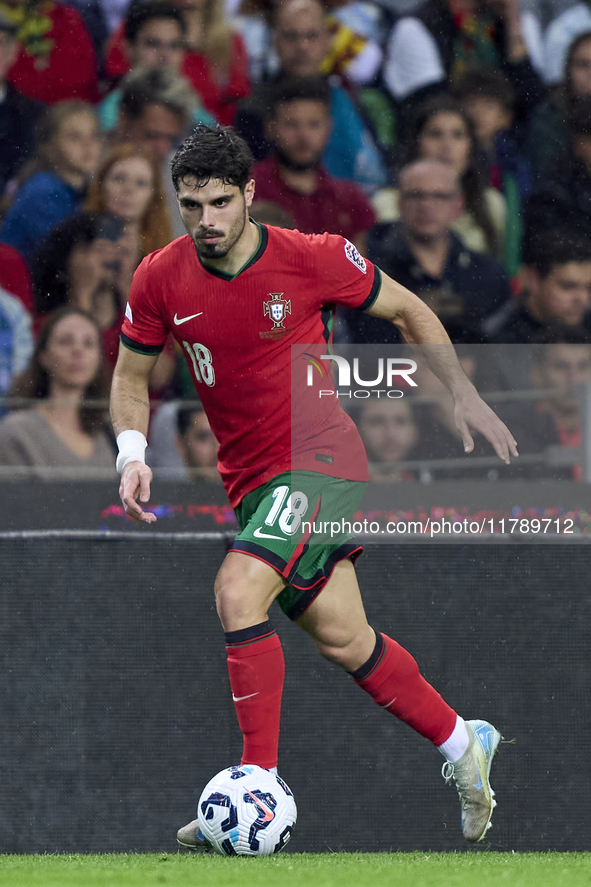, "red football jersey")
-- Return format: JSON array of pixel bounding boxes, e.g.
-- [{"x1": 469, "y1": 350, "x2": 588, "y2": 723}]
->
[{"x1": 121, "y1": 224, "x2": 382, "y2": 507}]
